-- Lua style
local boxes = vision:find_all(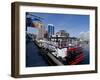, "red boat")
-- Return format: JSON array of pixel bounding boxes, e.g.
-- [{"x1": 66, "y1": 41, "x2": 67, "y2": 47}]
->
[{"x1": 64, "y1": 46, "x2": 84, "y2": 65}]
